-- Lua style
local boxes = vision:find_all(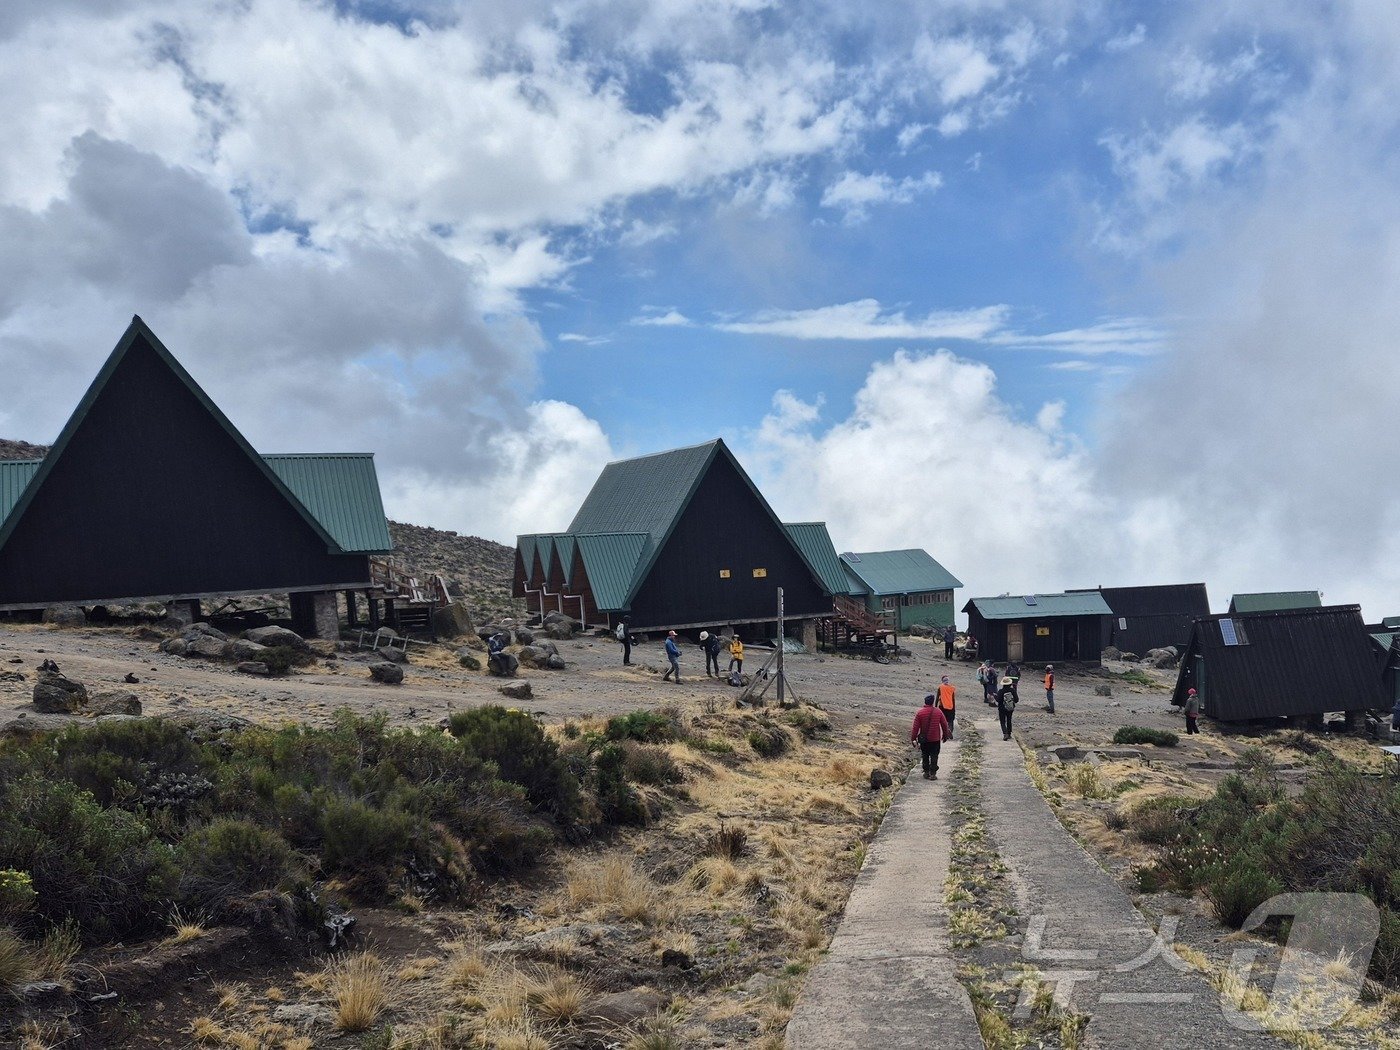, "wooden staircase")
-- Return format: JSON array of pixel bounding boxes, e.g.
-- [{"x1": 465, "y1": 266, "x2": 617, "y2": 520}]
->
[
  {"x1": 368, "y1": 557, "x2": 451, "y2": 635},
  {"x1": 819, "y1": 594, "x2": 895, "y2": 650}
]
